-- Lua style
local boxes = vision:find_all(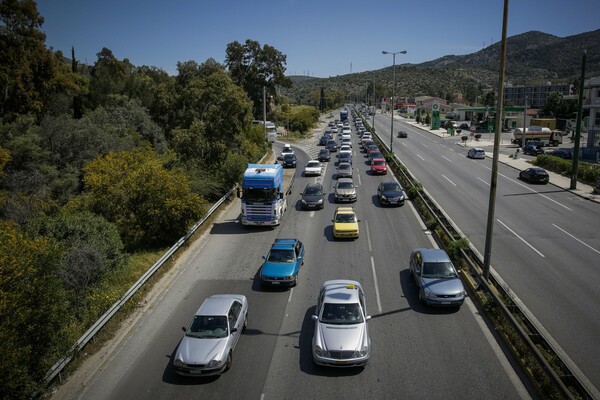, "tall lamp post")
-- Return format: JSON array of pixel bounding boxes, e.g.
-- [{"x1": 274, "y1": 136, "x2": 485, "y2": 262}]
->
[{"x1": 382, "y1": 50, "x2": 407, "y2": 153}]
